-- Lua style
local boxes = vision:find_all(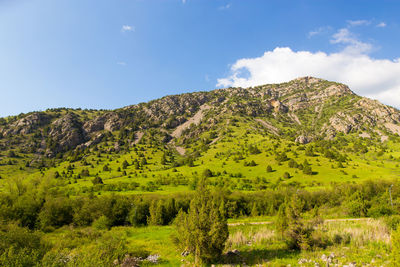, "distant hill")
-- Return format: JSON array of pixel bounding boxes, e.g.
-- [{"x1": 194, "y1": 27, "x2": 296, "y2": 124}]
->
[
  {"x1": 1, "y1": 77, "x2": 399, "y2": 157},
  {"x1": 1, "y1": 77, "x2": 400, "y2": 192}
]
